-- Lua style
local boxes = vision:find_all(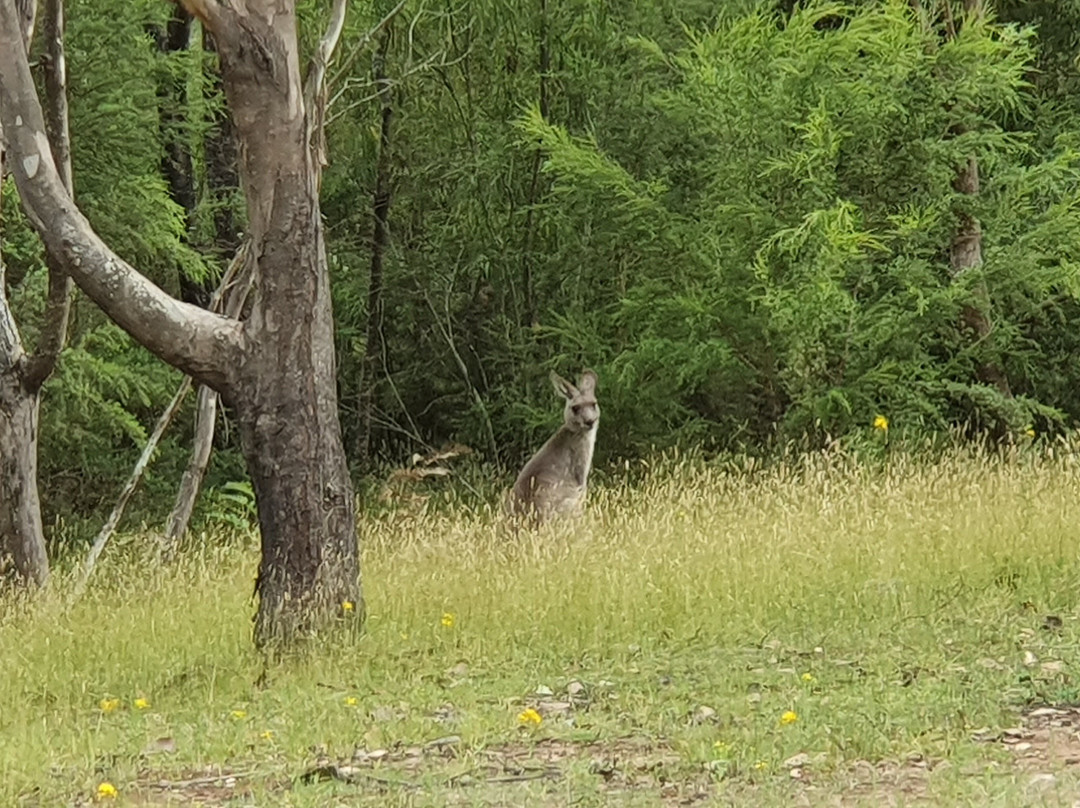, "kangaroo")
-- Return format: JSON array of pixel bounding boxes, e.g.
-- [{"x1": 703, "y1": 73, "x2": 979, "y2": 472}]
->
[{"x1": 507, "y1": 370, "x2": 599, "y2": 526}]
